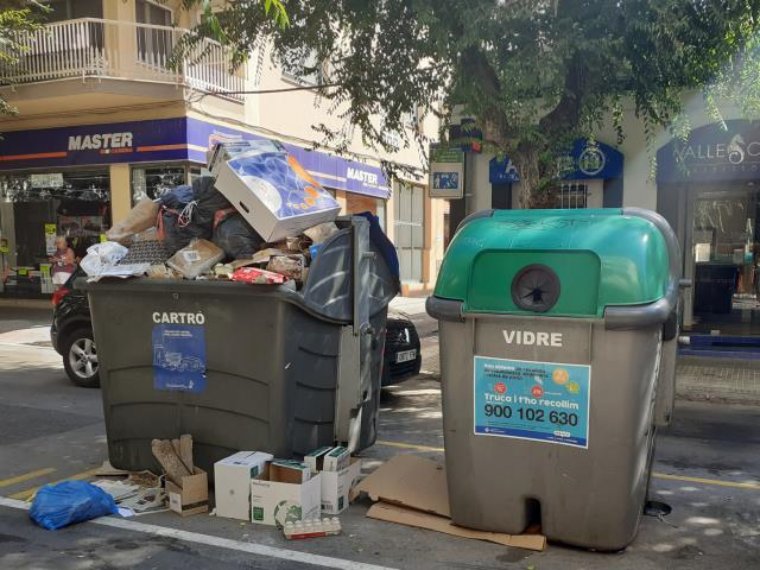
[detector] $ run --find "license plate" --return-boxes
[396,349,417,363]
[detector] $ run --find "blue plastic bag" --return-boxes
[29,481,118,530]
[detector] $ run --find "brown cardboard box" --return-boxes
[353,454,546,551]
[166,467,208,517]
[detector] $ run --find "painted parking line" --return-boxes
[0,468,56,489]
[0,497,398,570]
[8,467,102,501]
[375,440,760,492]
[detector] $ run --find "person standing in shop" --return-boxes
[50,236,76,288]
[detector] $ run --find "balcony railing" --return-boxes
[0,18,245,101]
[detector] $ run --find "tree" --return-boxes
[0,1,46,116]
[181,1,760,207]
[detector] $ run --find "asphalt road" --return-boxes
[0,307,759,569]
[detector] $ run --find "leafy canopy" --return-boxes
[183,1,760,204]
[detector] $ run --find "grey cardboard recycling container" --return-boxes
[84,216,397,477]
[427,208,681,551]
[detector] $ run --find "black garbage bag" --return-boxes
[193,176,232,228]
[159,184,193,210]
[160,205,211,255]
[213,212,264,259]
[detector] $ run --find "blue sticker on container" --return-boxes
[152,324,207,393]
[473,356,590,448]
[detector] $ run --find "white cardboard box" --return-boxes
[251,471,321,527]
[321,458,362,515]
[323,446,350,472]
[214,451,273,520]
[212,141,340,242]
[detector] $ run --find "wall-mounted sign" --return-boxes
[30,173,64,189]
[0,238,9,254]
[429,143,465,199]
[657,120,760,183]
[489,139,624,185]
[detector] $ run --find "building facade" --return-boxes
[0,0,446,298]
[454,96,760,347]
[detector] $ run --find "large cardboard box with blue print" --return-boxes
[210,140,340,242]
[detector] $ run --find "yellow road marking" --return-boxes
[652,472,760,491]
[8,467,101,501]
[377,440,445,453]
[0,468,56,489]
[376,440,760,491]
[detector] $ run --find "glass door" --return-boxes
[687,185,760,335]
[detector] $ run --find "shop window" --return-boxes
[131,165,187,204]
[556,183,588,209]
[0,170,111,270]
[394,183,424,282]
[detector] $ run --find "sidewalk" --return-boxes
[390,295,760,403]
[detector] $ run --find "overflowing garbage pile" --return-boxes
[80,139,344,286]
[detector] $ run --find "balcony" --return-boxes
[0,18,245,102]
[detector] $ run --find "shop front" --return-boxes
[658,120,760,352]
[0,115,391,297]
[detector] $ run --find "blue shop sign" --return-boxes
[657,120,760,183]
[489,139,624,184]
[0,117,390,199]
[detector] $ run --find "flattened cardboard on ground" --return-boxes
[353,454,546,551]
[367,502,546,552]
[352,454,450,516]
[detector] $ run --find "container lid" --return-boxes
[434,209,671,317]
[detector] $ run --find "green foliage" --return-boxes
[0,1,47,116]
[182,0,760,204]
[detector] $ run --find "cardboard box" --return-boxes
[166,467,208,517]
[320,458,362,515]
[323,446,350,472]
[270,460,311,483]
[211,140,340,242]
[304,446,333,474]
[250,466,321,527]
[353,455,547,551]
[214,451,273,520]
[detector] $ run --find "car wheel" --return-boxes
[63,328,100,388]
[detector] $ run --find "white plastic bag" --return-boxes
[80,242,128,277]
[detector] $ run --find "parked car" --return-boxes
[50,268,98,388]
[52,269,422,388]
[382,312,422,387]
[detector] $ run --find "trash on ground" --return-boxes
[214,451,273,521]
[29,480,118,530]
[353,455,547,551]
[151,435,209,517]
[94,460,130,477]
[251,459,321,527]
[283,517,342,539]
[305,446,362,515]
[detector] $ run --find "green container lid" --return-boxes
[434,209,671,318]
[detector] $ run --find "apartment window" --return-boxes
[282,51,323,85]
[556,183,588,209]
[382,130,402,150]
[136,0,173,66]
[46,0,102,21]
[394,183,425,282]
